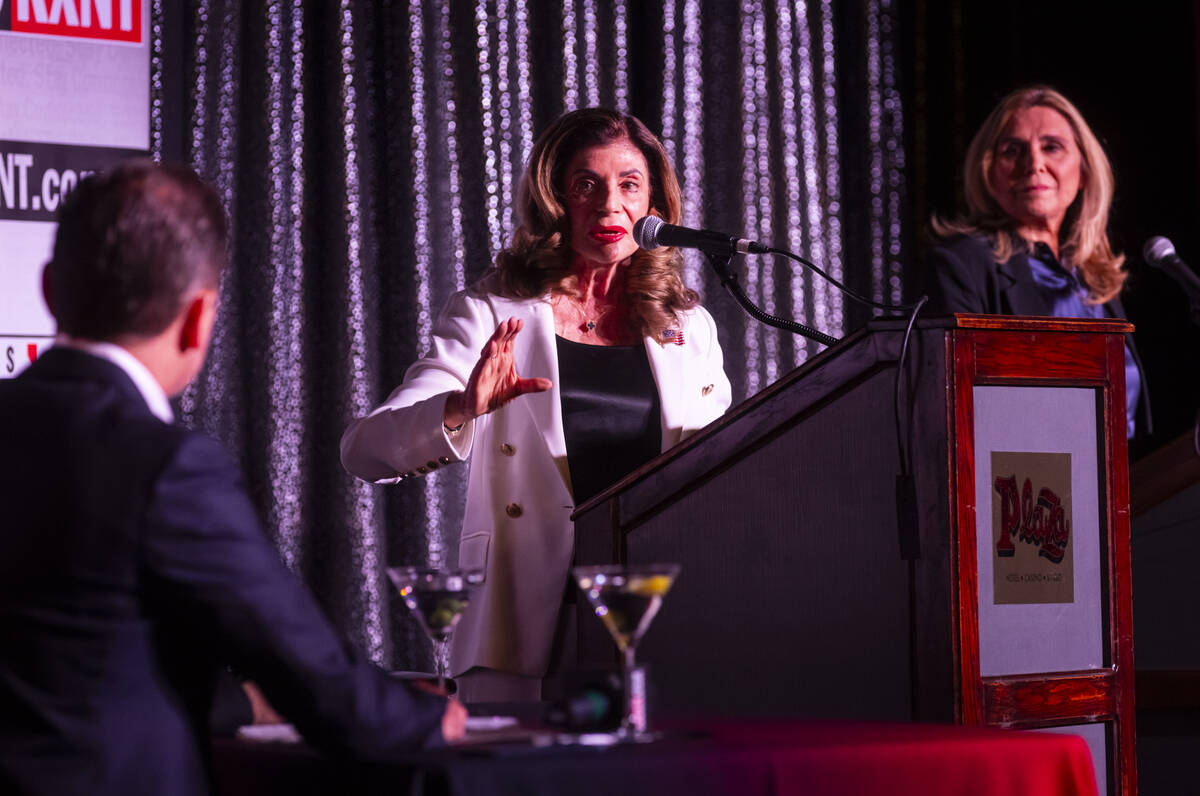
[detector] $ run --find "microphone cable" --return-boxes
[763,244,929,486]
[679,225,931,559]
[892,295,928,561]
[753,245,929,559]
[763,246,923,313]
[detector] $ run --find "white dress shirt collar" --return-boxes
[54,336,175,423]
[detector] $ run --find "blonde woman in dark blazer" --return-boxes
[924,86,1149,436]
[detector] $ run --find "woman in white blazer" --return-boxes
[341,108,732,702]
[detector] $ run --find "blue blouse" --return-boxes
[1026,242,1140,438]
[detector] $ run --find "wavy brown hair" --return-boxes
[486,107,698,337]
[932,86,1126,303]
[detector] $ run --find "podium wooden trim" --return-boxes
[569,314,1135,796]
[952,319,1134,796]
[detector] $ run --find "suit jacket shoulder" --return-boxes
[924,233,1001,315]
[0,348,446,796]
[923,233,1051,316]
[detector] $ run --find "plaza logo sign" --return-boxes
[0,0,141,44]
[990,451,1074,605]
[993,475,1070,564]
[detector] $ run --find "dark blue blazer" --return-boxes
[925,233,1152,432]
[0,348,445,796]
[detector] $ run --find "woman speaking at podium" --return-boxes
[341,108,731,702]
[923,85,1147,437]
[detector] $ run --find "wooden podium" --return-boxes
[570,315,1135,796]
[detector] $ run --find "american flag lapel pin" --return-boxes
[662,328,685,346]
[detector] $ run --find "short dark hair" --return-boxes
[48,160,227,340]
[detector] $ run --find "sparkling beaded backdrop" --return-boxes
[156,0,906,672]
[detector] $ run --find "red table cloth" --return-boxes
[212,716,1099,796]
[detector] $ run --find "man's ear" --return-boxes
[179,295,207,352]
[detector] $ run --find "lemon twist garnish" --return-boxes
[627,575,672,596]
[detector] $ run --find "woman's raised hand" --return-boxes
[443,318,552,428]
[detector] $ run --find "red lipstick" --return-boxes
[588,225,626,243]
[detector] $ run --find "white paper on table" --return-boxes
[235,723,302,743]
[465,715,519,732]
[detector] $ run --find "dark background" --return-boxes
[148,2,1200,673]
[904,1,1200,456]
[161,2,1200,457]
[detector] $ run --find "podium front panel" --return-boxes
[629,367,913,719]
[949,318,1135,796]
[973,385,1105,677]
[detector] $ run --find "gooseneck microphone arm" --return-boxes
[634,215,924,346]
[633,215,840,346]
[701,250,841,347]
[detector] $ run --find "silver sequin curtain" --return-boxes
[153,0,906,671]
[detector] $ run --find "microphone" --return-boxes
[1144,236,1200,310]
[633,215,768,255]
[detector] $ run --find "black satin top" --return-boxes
[555,335,661,506]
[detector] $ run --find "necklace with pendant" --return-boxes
[582,305,615,332]
[554,295,616,336]
[575,303,610,333]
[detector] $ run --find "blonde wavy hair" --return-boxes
[933,86,1126,303]
[486,107,698,337]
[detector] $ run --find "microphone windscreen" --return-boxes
[633,215,664,250]
[1144,236,1176,266]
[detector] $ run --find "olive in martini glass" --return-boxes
[386,567,483,692]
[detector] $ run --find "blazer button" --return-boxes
[505,502,523,518]
[500,443,516,457]
[417,466,428,475]
[439,456,452,465]
[426,460,439,470]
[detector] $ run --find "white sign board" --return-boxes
[0,0,150,376]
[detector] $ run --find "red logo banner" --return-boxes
[4,0,141,44]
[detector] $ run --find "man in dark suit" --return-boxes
[0,161,466,796]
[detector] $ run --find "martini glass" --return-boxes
[572,563,679,740]
[386,567,483,692]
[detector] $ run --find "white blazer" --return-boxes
[341,288,732,678]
